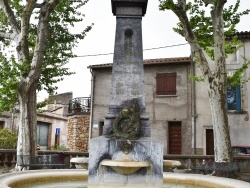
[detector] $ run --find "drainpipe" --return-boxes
[193,61,197,155]
[242,42,248,115]
[88,68,95,146]
[192,60,197,155]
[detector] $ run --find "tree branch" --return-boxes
[171,3,212,79]
[34,2,44,9]
[47,0,60,11]
[22,0,60,89]
[0,0,21,34]
[211,0,227,79]
[215,0,227,13]
[18,0,37,61]
[0,31,19,40]
[202,0,213,7]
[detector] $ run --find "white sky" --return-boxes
[37,0,250,102]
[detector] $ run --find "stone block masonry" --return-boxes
[67,115,89,152]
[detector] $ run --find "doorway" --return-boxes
[168,122,182,154]
[37,121,50,150]
[206,129,214,155]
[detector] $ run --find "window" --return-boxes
[226,86,241,112]
[156,72,176,95]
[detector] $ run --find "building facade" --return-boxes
[0,92,90,152]
[194,31,250,155]
[88,57,193,155]
[89,32,250,156]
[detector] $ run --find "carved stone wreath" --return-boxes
[108,100,141,140]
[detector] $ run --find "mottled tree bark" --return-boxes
[0,0,60,170]
[160,0,232,162]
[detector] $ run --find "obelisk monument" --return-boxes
[88,1,163,187]
[103,0,150,138]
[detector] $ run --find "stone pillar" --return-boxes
[67,115,89,152]
[88,1,163,187]
[104,0,150,137]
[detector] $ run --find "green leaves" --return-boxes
[189,74,205,82]
[227,60,250,87]
[35,0,92,95]
[0,54,19,112]
[159,0,250,59]
[0,128,18,149]
[0,0,92,111]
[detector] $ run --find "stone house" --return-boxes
[88,31,250,156]
[0,92,90,152]
[88,57,193,155]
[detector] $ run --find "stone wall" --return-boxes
[48,92,73,105]
[90,62,193,155]
[67,115,89,152]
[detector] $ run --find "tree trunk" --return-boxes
[208,82,232,162]
[0,0,60,171]
[159,0,233,164]
[16,84,37,170]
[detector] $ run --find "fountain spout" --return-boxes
[100,159,151,175]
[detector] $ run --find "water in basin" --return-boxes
[14,180,87,188]
[14,180,209,188]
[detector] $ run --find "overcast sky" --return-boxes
[37,0,250,102]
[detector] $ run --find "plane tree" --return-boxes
[0,0,92,170]
[159,0,249,162]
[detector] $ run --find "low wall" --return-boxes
[164,155,250,173]
[1,150,249,172]
[0,150,88,169]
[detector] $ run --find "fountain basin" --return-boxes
[100,159,151,175]
[69,158,181,170]
[163,160,181,167]
[70,157,89,169]
[1,169,250,188]
[0,169,87,188]
[164,172,250,188]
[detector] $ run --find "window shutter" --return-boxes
[235,86,241,112]
[226,86,241,112]
[156,73,176,95]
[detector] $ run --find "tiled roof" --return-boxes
[226,31,250,40]
[88,56,192,69]
[144,57,191,65]
[236,31,250,39]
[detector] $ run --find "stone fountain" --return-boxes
[1,1,250,188]
[88,0,163,187]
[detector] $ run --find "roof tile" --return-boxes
[88,56,192,69]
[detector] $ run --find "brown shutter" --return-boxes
[156,73,176,95]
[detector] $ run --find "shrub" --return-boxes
[50,144,68,151]
[176,164,187,169]
[0,129,17,149]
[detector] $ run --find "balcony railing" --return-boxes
[67,97,91,115]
